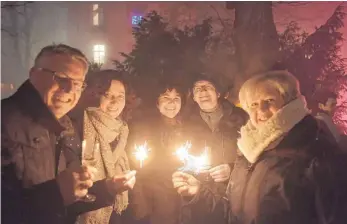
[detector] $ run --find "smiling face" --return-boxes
[246,83,285,126]
[29,53,87,119]
[193,80,220,112]
[99,80,126,119]
[157,89,182,119]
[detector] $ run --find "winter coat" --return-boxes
[183,115,347,224]
[1,80,115,224]
[126,115,193,224]
[184,99,248,168]
[180,100,248,224]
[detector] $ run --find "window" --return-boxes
[93,44,105,64]
[131,15,143,25]
[92,4,104,26]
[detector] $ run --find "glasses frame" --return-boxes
[36,67,87,92]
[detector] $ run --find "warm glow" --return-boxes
[93,4,99,26]
[175,142,210,174]
[133,142,150,168]
[93,44,105,64]
[92,3,103,26]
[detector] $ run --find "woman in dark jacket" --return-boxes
[172,71,347,224]
[127,80,202,224]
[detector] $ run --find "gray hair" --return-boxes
[239,70,301,111]
[34,44,89,73]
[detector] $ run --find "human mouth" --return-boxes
[54,96,72,104]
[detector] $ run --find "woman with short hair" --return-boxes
[172,70,345,224]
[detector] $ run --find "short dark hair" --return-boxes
[155,79,187,107]
[85,69,129,97]
[34,44,89,72]
[191,73,222,94]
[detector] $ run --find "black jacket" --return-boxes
[181,100,248,224]
[183,115,347,224]
[126,115,189,224]
[1,80,115,224]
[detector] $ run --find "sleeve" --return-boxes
[257,168,314,224]
[1,125,67,223]
[67,179,115,216]
[180,183,229,224]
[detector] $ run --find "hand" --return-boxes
[209,164,231,183]
[172,171,201,197]
[106,170,137,195]
[57,165,97,206]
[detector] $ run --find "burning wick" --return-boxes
[133,142,150,168]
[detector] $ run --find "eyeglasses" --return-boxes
[37,67,87,92]
[193,85,215,93]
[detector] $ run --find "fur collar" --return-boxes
[237,96,310,163]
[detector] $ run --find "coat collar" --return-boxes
[13,80,65,135]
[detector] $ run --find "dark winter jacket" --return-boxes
[181,100,248,224]
[183,115,347,224]
[126,114,189,224]
[184,100,249,167]
[1,80,115,224]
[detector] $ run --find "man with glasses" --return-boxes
[1,44,136,224]
[181,74,248,224]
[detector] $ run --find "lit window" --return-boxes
[93,44,105,64]
[92,4,104,26]
[132,15,143,25]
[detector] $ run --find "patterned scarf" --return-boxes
[237,96,310,164]
[78,108,130,224]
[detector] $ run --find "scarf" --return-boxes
[78,108,130,224]
[237,96,310,164]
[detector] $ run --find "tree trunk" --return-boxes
[228,2,280,103]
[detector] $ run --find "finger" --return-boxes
[79,179,93,190]
[210,173,228,180]
[172,171,192,180]
[214,177,229,183]
[213,177,229,182]
[79,171,92,181]
[177,186,188,195]
[75,188,88,198]
[172,176,186,183]
[209,165,222,173]
[124,176,136,188]
[173,181,187,189]
[124,170,137,180]
[83,165,97,176]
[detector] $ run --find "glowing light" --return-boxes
[174,142,210,174]
[133,142,150,168]
[132,15,143,25]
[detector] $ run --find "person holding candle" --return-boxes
[74,70,136,224]
[173,71,347,224]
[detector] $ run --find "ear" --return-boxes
[217,92,221,98]
[318,103,325,110]
[29,67,36,80]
